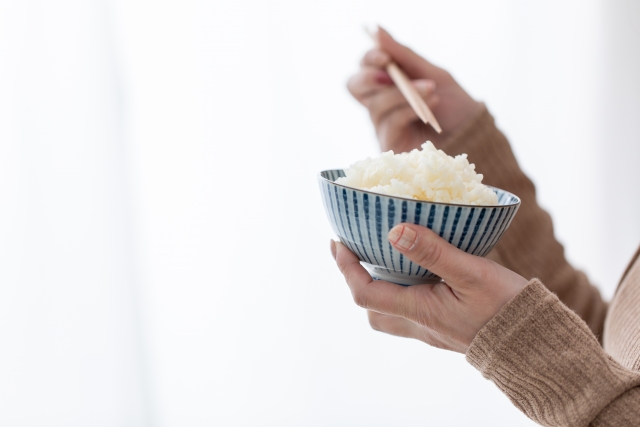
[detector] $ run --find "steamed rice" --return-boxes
[335,141,498,205]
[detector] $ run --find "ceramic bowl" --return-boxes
[319,169,521,285]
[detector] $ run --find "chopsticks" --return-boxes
[365,27,442,134]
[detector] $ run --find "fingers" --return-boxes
[387,224,485,287]
[367,310,468,353]
[360,48,391,68]
[347,67,393,101]
[376,92,440,131]
[367,311,419,339]
[332,241,414,317]
[375,26,447,81]
[365,80,436,125]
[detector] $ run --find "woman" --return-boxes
[332,27,640,426]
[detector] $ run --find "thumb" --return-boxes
[375,26,444,80]
[387,223,484,287]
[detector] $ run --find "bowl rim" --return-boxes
[318,169,521,209]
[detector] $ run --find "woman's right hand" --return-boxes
[347,26,482,153]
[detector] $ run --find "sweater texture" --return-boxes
[441,106,640,426]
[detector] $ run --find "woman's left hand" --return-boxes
[331,223,529,353]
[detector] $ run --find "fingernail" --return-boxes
[414,80,435,92]
[388,225,418,251]
[330,240,337,260]
[370,50,384,63]
[375,70,392,84]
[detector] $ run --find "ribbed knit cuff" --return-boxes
[466,279,552,373]
[466,279,640,426]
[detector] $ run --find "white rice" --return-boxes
[335,141,498,205]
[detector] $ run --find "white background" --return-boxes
[1,0,639,425]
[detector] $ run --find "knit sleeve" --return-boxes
[467,279,640,427]
[441,106,608,338]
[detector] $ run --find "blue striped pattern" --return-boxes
[319,169,521,286]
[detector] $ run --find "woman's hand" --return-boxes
[347,27,482,153]
[330,224,528,353]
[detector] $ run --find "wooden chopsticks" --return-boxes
[365,27,442,134]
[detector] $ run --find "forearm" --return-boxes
[467,280,640,427]
[442,105,608,337]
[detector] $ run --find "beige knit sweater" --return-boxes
[442,106,640,426]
